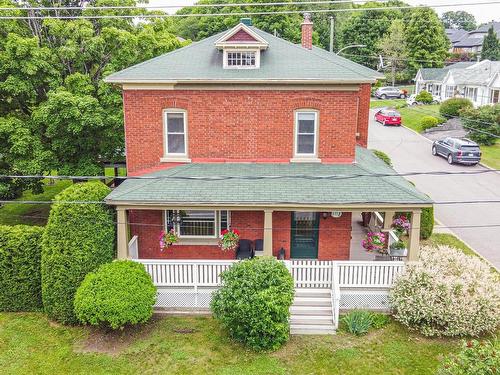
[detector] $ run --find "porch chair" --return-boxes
[254,239,263,254]
[236,239,254,260]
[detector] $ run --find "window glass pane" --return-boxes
[297,134,315,154]
[179,210,215,236]
[220,211,229,232]
[167,134,185,154]
[167,113,184,133]
[298,113,315,134]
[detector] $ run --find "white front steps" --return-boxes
[290,288,336,335]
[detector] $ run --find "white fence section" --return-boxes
[135,259,406,316]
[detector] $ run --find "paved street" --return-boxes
[368,111,500,268]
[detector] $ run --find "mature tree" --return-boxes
[441,11,476,31]
[0,1,184,196]
[481,26,500,61]
[377,19,407,85]
[338,2,402,68]
[404,7,449,73]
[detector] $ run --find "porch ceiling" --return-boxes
[106,147,432,208]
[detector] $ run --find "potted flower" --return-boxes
[389,239,407,257]
[159,228,179,250]
[362,232,386,253]
[392,214,410,236]
[218,228,240,252]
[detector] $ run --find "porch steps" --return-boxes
[290,288,336,335]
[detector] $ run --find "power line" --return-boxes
[1,168,500,182]
[1,1,500,19]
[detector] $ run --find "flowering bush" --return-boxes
[362,232,386,253]
[392,214,410,235]
[390,245,500,337]
[218,229,240,252]
[159,229,178,250]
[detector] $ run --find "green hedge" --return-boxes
[372,149,392,167]
[415,90,433,104]
[41,181,115,324]
[75,260,156,329]
[439,98,473,117]
[211,257,295,352]
[420,206,434,240]
[420,116,440,131]
[0,225,44,311]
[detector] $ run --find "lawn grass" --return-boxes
[0,180,71,226]
[398,105,441,133]
[481,141,500,169]
[369,99,405,109]
[422,233,477,257]
[0,313,463,375]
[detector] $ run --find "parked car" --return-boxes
[406,93,441,106]
[374,86,406,99]
[432,137,481,165]
[374,108,402,126]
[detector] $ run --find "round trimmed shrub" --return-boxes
[415,90,433,104]
[390,246,500,337]
[74,260,156,329]
[41,181,115,324]
[439,98,473,117]
[420,116,440,131]
[420,206,434,240]
[211,257,294,352]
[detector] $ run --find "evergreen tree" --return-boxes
[481,26,500,61]
[404,7,449,74]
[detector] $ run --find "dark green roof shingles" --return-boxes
[106,148,432,207]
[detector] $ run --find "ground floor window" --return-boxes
[464,87,478,102]
[491,89,500,104]
[445,85,456,98]
[165,210,230,238]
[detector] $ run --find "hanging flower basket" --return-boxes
[392,214,410,236]
[362,232,387,253]
[218,229,240,252]
[159,229,179,251]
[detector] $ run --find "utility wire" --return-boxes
[1,1,500,19]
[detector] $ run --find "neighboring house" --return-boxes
[414,60,500,107]
[447,21,500,54]
[105,15,431,264]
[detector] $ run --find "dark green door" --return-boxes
[291,212,319,259]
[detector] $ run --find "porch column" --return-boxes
[407,210,421,262]
[383,211,395,231]
[116,207,129,259]
[263,209,273,256]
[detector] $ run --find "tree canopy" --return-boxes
[481,26,500,61]
[441,11,476,31]
[0,0,185,197]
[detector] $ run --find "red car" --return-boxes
[374,108,402,126]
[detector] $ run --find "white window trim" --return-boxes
[291,110,320,163]
[162,109,190,162]
[223,49,260,69]
[164,210,230,242]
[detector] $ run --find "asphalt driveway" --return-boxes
[368,111,500,268]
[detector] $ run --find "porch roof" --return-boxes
[106,147,432,208]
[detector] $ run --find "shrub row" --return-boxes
[0,225,44,311]
[439,98,473,117]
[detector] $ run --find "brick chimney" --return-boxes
[301,12,313,50]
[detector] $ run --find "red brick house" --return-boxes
[105,16,431,263]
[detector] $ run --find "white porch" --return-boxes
[134,258,405,334]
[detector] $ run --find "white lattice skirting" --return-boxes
[156,287,217,309]
[339,289,392,311]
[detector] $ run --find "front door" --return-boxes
[291,212,319,259]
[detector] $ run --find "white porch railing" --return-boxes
[286,260,334,288]
[335,261,405,288]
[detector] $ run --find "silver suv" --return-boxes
[374,87,406,99]
[432,137,481,165]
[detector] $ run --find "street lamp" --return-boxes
[336,44,366,55]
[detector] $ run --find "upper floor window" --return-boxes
[294,111,318,157]
[164,110,187,157]
[223,49,260,69]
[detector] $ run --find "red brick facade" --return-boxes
[124,87,371,174]
[130,209,351,260]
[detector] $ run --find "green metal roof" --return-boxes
[105,25,383,84]
[106,148,431,207]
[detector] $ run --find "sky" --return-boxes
[148,0,500,25]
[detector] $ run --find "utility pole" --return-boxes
[329,16,334,53]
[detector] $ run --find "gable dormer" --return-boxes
[214,19,269,69]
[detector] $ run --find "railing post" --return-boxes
[194,263,199,307]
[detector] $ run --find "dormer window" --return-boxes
[215,19,268,70]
